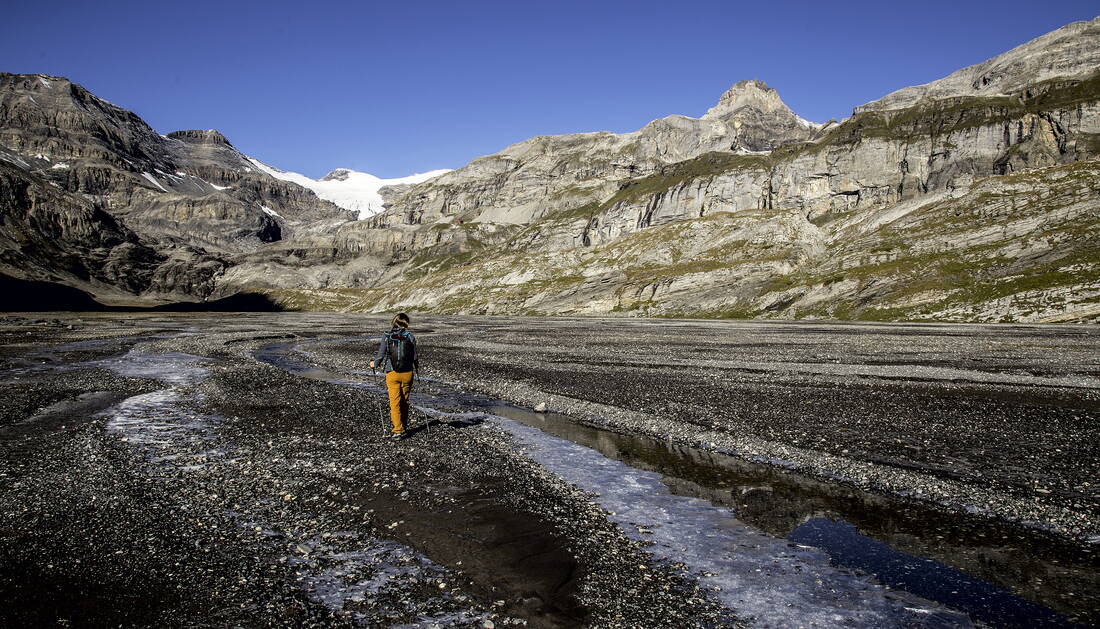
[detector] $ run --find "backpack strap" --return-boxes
[383,329,398,367]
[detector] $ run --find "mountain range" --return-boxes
[1,17,1098,321]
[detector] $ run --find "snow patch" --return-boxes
[796,115,824,129]
[38,77,51,88]
[0,153,31,168]
[51,163,70,169]
[246,157,449,220]
[285,538,492,626]
[259,204,281,219]
[141,172,168,192]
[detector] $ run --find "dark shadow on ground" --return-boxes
[0,273,109,311]
[0,273,283,312]
[405,416,486,439]
[146,292,283,312]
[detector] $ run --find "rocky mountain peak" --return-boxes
[0,73,67,91]
[167,129,234,148]
[1,72,137,124]
[703,79,790,118]
[1,72,168,173]
[320,168,352,182]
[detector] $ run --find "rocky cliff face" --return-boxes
[1,17,1098,320]
[369,79,821,228]
[0,73,355,302]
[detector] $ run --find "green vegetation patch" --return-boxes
[540,201,601,223]
[599,152,771,209]
[824,70,1100,145]
[404,250,481,280]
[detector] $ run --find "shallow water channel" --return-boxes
[94,345,497,627]
[256,339,1097,628]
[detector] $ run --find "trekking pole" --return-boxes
[372,365,388,434]
[416,367,430,435]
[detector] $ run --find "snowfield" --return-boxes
[247,158,449,219]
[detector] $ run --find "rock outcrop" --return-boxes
[0,73,355,302]
[855,17,1100,113]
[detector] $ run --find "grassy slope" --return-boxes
[809,161,1100,322]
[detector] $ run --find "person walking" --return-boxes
[369,313,419,439]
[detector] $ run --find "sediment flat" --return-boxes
[0,313,1096,628]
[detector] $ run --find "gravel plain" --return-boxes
[0,312,1097,628]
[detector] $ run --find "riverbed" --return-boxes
[0,313,1096,628]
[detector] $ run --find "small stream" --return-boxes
[256,339,1096,628]
[98,345,494,627]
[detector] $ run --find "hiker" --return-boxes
[369,312,419,439]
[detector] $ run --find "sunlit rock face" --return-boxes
[1,17,1098,318]
[370,78,822,230]
[853,17,1100,114]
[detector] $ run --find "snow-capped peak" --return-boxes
[795,115,825,129]
[246,158,449,220]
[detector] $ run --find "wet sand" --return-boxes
[0,313,1096,628]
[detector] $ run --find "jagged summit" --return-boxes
[701,79,820,133]
[167,129,234,148]
[0,72,134,119]
[704,79,786,116]
[0,72,68,90]
[320,168,352,182]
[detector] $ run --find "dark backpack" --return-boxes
[385,329,417,372]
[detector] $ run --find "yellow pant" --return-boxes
[385,370,414,434]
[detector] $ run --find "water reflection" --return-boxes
[493,406,1096,628]
[789,518,1077,628]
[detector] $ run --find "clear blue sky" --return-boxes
[2,1,1096,178]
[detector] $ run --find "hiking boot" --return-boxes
[389,432,407,440]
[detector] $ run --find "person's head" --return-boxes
[391,312,410,329]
